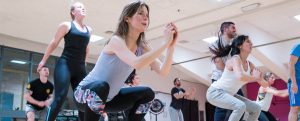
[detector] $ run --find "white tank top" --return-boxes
[256,87,274,111]
[211,55,251,95]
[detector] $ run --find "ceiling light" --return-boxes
[294,15,300,21]
[90,34,104,43]
[202,36,218,44]
[11,60,27,64]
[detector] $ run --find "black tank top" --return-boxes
[61,21,90,62]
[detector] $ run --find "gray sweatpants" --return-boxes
[206,86,261,121]
[169,106,184,121]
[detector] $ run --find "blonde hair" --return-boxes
[70,2,83,20]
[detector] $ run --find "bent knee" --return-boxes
[145,87,155,100]
[253,103,261,112]
[90,81,110,94]
[26,112,35,120]
[235,103,246,112]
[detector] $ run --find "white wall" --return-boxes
[0,34,98,63]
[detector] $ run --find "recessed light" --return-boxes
[11,60,27,64]
[90,34,104,43]
[294,15,300,21]
[202,36,218,44]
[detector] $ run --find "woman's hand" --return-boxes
[37,61,46,72]
[169,23,178,47]
[164,22,177,46]
[253,68,262,80]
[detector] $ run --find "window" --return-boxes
[0,48,30,111]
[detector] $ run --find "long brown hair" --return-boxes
[209,22,235,61]
[110,1,149,46]
[210,35,249,61]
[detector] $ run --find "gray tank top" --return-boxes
[79,45,143,99]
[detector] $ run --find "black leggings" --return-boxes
[263,111,277,121]
[46,58,87,121]
[123,109,146,121]
[77,81,155,121]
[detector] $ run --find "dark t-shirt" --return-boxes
[26,78,54,110]
[170,87,185,109]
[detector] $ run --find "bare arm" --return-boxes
[173,92,185,99]
[144,45,174,76]
[105,23,176,70]
[249,62,269,87]
[173,93,183,99]
[258,86,264,94]
[231,56,261,82]
[289,55,299,93]
[264,87,288,97]
[183,91,191,99]
[86,43,90,61]
[290,55,298,84]
[106,36,169,70]
[174,88,189,99]
[44,94,53,106]
[213,57,225,70]
[24,91,44,107]
[141,24,177,76]
[37,22,70,71]
[85,26,93,61]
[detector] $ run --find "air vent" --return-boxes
[105,30,114,34]
[241,3,261,12]
[178,40,189,44]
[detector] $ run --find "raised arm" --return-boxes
[106,23,176,70]
[37,22,70,72]
[144,23,178,76]
[231,56,267,87]
[107,36,169,70]
[143,43,174,76]
[249,62,269,87]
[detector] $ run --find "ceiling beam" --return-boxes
[174,64,211,86]
[251,49,289,81]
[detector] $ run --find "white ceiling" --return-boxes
[1,0,300,85]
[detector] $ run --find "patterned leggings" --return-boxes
[74,81,154,121]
